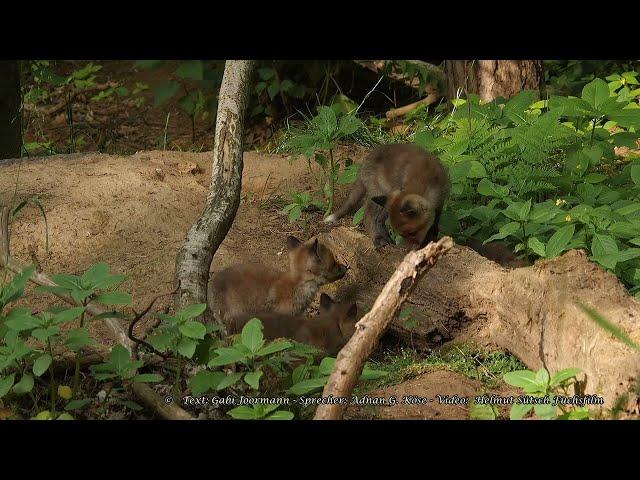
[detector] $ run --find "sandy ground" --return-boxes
[1,148,520,419]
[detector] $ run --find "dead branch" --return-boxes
[314,236,455,420]
[132,383,195,420]
[385,93,441,120]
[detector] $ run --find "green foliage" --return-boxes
[502,367,588,420]
[415,75,640,295]
[281,191,324,224]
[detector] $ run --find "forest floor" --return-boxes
[1,147,522,419]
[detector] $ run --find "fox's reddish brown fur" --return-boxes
[325,144,450,249]
[208,236,347,328]
[464,238,529,269]
[230,293,358,355]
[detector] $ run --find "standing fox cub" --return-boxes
[208,236,347,328]
[325,144,450,249]
[231,293,358,355]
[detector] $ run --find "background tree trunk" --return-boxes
[174,60,254,312]
[0,61,21,159]
[445,60,543,102]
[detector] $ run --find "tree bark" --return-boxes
[314,237,454,420]
[318,227,640,409]
[444,60,543,102]
[0,61,21,159]
[174,60,254,312]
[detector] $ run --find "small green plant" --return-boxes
[281,191,324,224]
[502,367,588,420]
[284,106,364,214]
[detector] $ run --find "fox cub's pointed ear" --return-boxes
[319,293,334,311]
[286,236,302,249]
[371,196,387,207]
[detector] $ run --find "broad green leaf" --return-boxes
[485,222,521,243]
[133,373,163,383]
[477,178,509,198]
[266,410,295,420]
[319,357,336,375]
[81,263,110,286]
[179,321,207,340]
[177,337,198,359]
[287,377,328,395]
[503,370,538,389]
[352,205,365,226]
[208,347,247,367]
[545,224,575,258]
[93,292,132,306]
[51,273,81,289]
[241,318,265,353]
[528,237,546,257]
[582,78,611,111]
[178,303,207,320]
[52,307,85,325]
[33,354,52,377]
[227,405,259,420]
[0,374,15,398]
[535,368,550,386]
[550,367,581,387]
[65,399,92,411]
[509,403,533,420]
[631,165,640,185]
[216,372,243,391]
[337,114,363,137]
[608,108,640,129]
[12,373,34,394]
[256,340,293,357]
[591,233,618,257]
[154,81,180,107]
[244,371,263,390]
[189,371,225,396]
[469,403,497,420]
[534,403,557,420]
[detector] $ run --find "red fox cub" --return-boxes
[231,293,358,355]
[463,238,529,269]
[208,236,347,328]
[325,144,450,249]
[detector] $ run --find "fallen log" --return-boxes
[318,226,640,409]
[314,236,454,420]
[385,93,441,120]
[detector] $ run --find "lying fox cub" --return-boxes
[325,144,450,249]
[231,293,358,355]
[208,235,347,329]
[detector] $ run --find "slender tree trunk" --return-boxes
[445,60,543,102]
[0,61,21,159]
[174,60,254,312]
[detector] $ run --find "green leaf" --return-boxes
[216,372,243,391]
[503,90,537,124]
[179,321,207,340]
[178,303,207,320]
[591,233,618,257]
[503,370,538,389]
[582,78,611,111]
[227,405,259,420]
[545,224,575,258]
[52,307,85,325]
[65,399,92,411]
[81,263,110,286]
[509,403,533,420]
[469,403,497,420]
[134,60,164,70]
[93,292,132,306]
[485,222,521,243]
[352,206,365,226]
[118,400,144,411]
[632,165,640,185]
[154,81,180,107]
[266,410,295,420]
[177,337,198,359]
[550,367,581,387]
[51,273,81,289]
[65,327,97,351]
[313,106,338,139]
[241,318,265,354]
[528,237,546,257]
[287,377,328,395]
[244,371,263,390]
[33,354,52,377]
[4,308,40,331]
[0,374,15,399]
[607,109,640,129]
[208,347,247,367]
[255,340,293,357]
[319,357,336,375]
[535,368,550,386]
[12,373,34,394]
[477,178,508,198]
[133,373,163,383]
[175,60,203,80]
[189,371,225,396]
[337,115,363,137]
[534,403,557,420]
